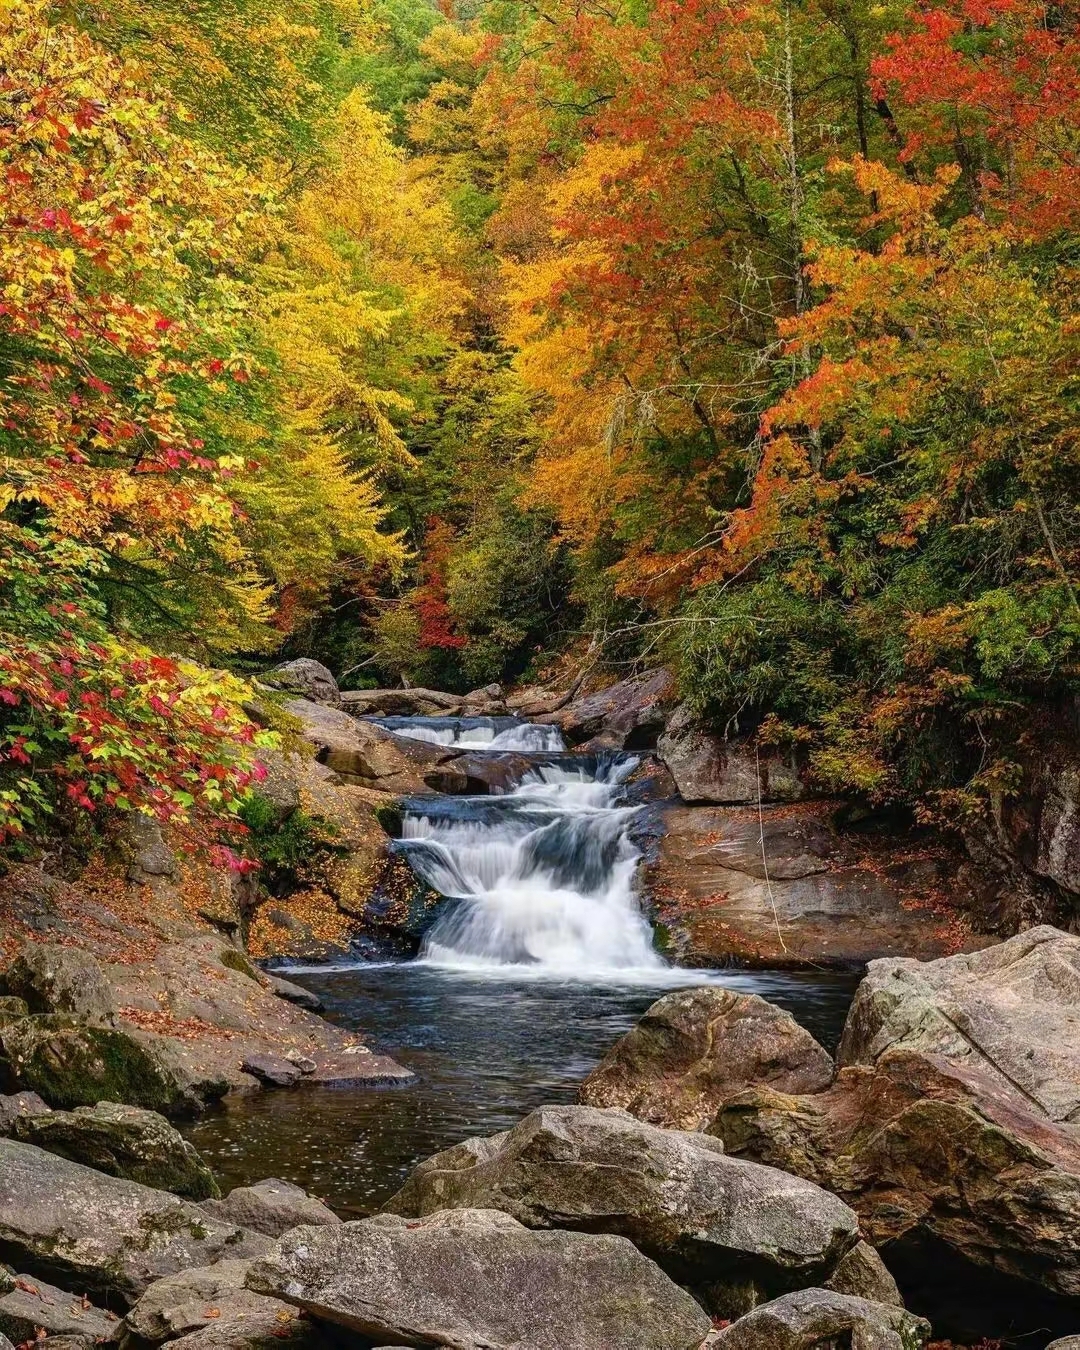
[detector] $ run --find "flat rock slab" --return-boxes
[579,986,834,1130]
[0,1138,270,1304]
[247,1208,712,1350]
[707,1289,930,1350]
[383,1104,858,1314]
[0,1274,115,1343]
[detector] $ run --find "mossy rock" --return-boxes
[0,1015,190,1116]
[218,947,260,981]
[0,997,30,1027]
[13,1100,219,1200]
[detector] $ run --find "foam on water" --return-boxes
[369,715,566,753]
[396,757,665,978]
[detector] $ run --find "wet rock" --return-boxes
[4,944,115,1021]
[240,1055,301,1089]
[0,1090,50,1134]
[383,1104,859,1315]
[0,1273,114,1344]
[706,1289,930,1350]
[647,803,978,967]
[12,1100,218,1199]
[579,987,834,1130]
[201,1179,339,1239]
[264,976,322,1012]
[658,705,807,804]
[261,661,340,708]
[713,928,1080,1301]
[0,1016,195,1115]
[246,1207,713,1350]
[121,1259,288,1346]
[544,668,675,749]
[0,1137,270,1303]
[823,1242,903,1307]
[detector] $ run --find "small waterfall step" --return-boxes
[392,741,664,977]
[365,715,565,753]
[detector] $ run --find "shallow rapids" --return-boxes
[369,714,566,752]
[396,755,664,976]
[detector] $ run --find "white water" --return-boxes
[398,759,665,978]
[373,716,566,753]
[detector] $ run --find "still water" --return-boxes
[182,961,857,1214]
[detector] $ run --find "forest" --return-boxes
[0,0,1076,862]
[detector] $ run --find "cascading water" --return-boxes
[367,715,566,753]
[394,753,664,976]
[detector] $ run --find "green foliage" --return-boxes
[238,793,330,893]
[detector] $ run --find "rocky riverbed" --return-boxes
[1,659,1078,1349]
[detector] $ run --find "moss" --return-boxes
[239,792,332,894]
[218,947,259,981]
[0,1016,188,1115]
[373,802,403,837]
[652,922,672,955]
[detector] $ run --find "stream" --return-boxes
[184,715,860,1213]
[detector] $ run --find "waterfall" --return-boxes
[369,716,566,753]
[395,758,664,977]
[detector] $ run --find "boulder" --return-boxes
[284,698,457,794]
[240,1055,301,1089]
[121,1259,289,1346]
[713,927,1080,1301]
[383,1104,859,1315]
[579,987,834,1130]
[822,1242,903,1307]
[544,668,675,749]
[706,1289,930,1350]
[1047,1340,1080,1350]
[0,1137,270,1303]
[260,660,340,707]
[837,925,1080,1117]
[0,1091,50,1134]
[0,1015,197,1115]
[647,802,978,967]
[12,1100,218,1199]
[658,705,807,804]
[0,1274,115,1345]
[201,1179,339,1239]
[4,944,115,1021]
[0,1016,194,1115]
[246,1207,713,1350]
[152,1317,316,1350]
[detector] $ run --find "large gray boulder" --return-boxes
[579,988,834,1130]
[260,660,340,707]
[838,925,1080,1120]
[13,1100,218,1199]
[714,926,1080,1300]
[658,704,807,804]
[383,1104,859,1315]
[3,944,115,1021]
[121,1260,290,1347]
[200,1178,340,1239]
[246,1207,712,1350]
[0,1272,115,1344]
[0,1138,270,1303]
[706,1289,930,1350]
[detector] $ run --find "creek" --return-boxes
[184,715,859,1212]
